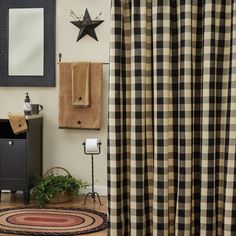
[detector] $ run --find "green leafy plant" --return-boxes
[32,173,88,206]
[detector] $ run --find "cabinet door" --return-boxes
[0,139,26,179]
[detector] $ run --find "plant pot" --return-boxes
[50,191,73,203]
[33,166,88,206]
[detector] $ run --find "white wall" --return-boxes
[0,0,110,195]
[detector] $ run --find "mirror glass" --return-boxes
[8,8,44,76]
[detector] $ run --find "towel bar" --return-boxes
[57,53,110,64]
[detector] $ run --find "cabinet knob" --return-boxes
[8,140,13,145]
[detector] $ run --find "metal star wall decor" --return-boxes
[70,9,104,42]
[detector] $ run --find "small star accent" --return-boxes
[79,96,83,101]
[77,120,82,125]
[70,9,104,42]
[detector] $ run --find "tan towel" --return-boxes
[72,62,90,107]
[8,114,28,134]
[59,62,102,129]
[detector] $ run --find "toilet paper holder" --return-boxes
[82,140,102,205]
[82,140,102,155]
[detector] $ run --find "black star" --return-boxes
[70,9,104,42]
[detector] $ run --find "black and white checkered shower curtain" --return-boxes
[108,1,236,235]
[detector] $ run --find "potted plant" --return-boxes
[32,167,88,206]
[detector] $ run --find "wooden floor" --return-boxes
[0,192,108,236]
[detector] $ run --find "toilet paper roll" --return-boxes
[85,138,99,153]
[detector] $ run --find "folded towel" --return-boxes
[59,62,102,129]
[8,113,28,134]
[72,62,90,107]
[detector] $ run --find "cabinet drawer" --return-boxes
[0,139,26,179]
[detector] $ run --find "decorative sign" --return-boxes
[57,0,110,63]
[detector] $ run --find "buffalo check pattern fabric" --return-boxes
[108,0,236,235]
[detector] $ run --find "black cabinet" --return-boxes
[0,116,43,204]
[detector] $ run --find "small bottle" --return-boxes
[23,93,32,115]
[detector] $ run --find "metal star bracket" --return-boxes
[70,9,104,42]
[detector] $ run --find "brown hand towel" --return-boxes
[8,114,28,134]
[59,62,102,129]
[72,62,90,107]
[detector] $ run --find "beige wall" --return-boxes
[0,0,109,195]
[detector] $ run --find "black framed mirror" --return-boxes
[0,0,55,87]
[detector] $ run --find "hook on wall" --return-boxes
[58,52,62,63]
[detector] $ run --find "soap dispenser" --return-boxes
[23,93,32,115]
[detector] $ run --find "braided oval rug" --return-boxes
[0,207,107,235]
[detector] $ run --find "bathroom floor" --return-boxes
[0,192,108,236]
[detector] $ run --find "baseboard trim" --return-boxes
[2,186,108,196]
